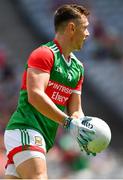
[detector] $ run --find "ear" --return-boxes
[67,22,76,35]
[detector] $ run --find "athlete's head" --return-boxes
[54,4,90,50]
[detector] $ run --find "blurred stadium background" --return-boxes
[0,0,123,179]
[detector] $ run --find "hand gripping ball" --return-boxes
[81,117,111,153]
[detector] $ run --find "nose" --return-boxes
[85,29,90,39]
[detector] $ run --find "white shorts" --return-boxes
[4,129,46,177]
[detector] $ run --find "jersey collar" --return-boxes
[53,39,72,66]
[53,39,62,54]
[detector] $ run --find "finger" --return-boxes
[80,116,92,122]
[79,130,94,141]
[92,152,96,156]
[77,136,88,146]
[78,134,90,144]
[80,129,95,137]
[84,116,92,121]
[80,125,95,134]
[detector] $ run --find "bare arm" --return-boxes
[27,68,68,125]
[67,92,84,118]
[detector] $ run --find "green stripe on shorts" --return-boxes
[20,129,30,147]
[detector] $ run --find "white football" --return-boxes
[81,117,111,153]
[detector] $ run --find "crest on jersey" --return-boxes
[67,74,72,81]
[67,71,72,81]
[34,136,42,146]
[56,67,62,73]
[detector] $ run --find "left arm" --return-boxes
[67,64,84,118]
[67,93,96,155]
[67,92,84,118]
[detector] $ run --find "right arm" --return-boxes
[26,46,68,125]
[27,67,68,125]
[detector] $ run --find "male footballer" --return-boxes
[4,4,94,179]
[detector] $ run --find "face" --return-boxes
[71,15,90,51]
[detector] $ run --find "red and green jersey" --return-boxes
[6,39,84,151]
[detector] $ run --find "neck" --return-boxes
[54,34,73,60]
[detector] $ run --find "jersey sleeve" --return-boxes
[28,46,54,73]
[72,76,84,94]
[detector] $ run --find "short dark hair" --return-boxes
[54,4,90,32]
